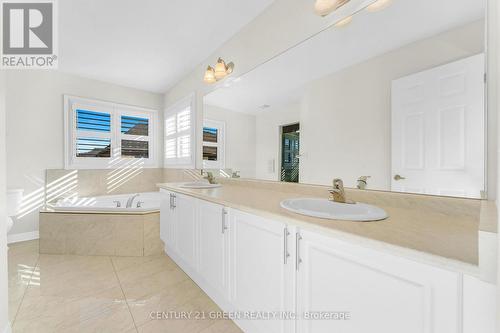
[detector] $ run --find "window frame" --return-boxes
[64,95,159,169]
[164,93,196,169]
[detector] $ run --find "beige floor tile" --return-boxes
[127,278,206,327]
[8,240,39,322]
[13,286,135,333]
[136,316,215,333]
[9,240,240,333]
[111,255,177,281]
[199,319,243,333]
[27,255,119,299]
[118,264,189,300]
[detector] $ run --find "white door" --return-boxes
[296,230,460,333]
[391,54,485,198]
[159,189,175,248]
[174,193,197,268]
[229,210,295,333]
[197,200,229,298]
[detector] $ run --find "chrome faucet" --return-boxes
[357,176,371,190]
[329,178,354,204]
[126,194,140,208]
[204,171,217,184]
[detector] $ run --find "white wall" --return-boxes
[204,105,257,178]
[255,104,300,181]
[5,70,163,239]
[165,0,372,169]
[0,70,9,333]
[490,0,500,325]
[299,20,484,189]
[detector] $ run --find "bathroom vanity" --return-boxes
[158,181,496,333]
[160,1,496,331]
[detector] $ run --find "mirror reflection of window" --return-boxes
[202,120,225,169]
[203,146,218,161]
[281,123,300,183]
[203,127,218,143]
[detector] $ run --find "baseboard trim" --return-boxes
[7,231,39,244]
[3,321,12,333]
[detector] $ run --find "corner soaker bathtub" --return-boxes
[39,191,165,257]
[51,191,162,213]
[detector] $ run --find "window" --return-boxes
[202,119,225,169]
[64,95,158,169]
[164,94,196,168]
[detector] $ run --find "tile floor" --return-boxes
[8,240,242,333]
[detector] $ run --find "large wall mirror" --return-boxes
[202,0,487,199]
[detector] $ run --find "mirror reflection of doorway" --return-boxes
[280,123,300,183]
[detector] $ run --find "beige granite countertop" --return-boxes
[157,179,497,276]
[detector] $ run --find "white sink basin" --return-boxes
[180,182,222,189]
[280,198,388,222]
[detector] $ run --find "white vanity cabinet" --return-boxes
[229,209,296,333]
[174,193,197,268]
[295,229,461,333]
[159,189,493,333]
[197,200,230,300]
[159,190,197,268]
[159,189,176,246]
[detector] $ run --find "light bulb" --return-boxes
[203,66,216,84]
[366,0,392,12]
[335,15,353,27]
[214,58,227,80]
[314,0,339,17]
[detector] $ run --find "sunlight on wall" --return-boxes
[17,170,78,219]
[107,158,145,193]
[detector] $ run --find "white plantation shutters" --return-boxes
[164,94,195,168]
[64,95,158,169]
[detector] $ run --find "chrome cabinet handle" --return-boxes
[169,194,173,209]
[221,208,228,234]
[296,232,302,271]
[394,174,406,181]
[283,227,290,264]
[172,194,176,208]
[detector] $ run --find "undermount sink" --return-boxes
[180,182,222,189]
[280,198,388,222]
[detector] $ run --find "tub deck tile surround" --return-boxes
[9,240,242,333]
[157,178,493,273]
[39,212,163,257]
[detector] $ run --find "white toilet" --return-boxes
[6,189,24,235]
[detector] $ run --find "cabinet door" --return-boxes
[159,189,176,248]
[174,193,197,269]
[229,210,295,333]
[197,200,228,298]
[296,229,460,333]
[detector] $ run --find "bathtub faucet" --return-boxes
[126,194,140,208]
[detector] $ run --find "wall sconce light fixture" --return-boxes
[204,58,234,84]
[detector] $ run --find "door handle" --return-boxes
[283,227,290,265]
[296,232,302,271]
[221,208,228,234]
[393,174,406,181]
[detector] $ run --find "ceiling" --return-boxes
[58,0,275,93]
[204,0,486,114]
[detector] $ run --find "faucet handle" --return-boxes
[333,178,344,189]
